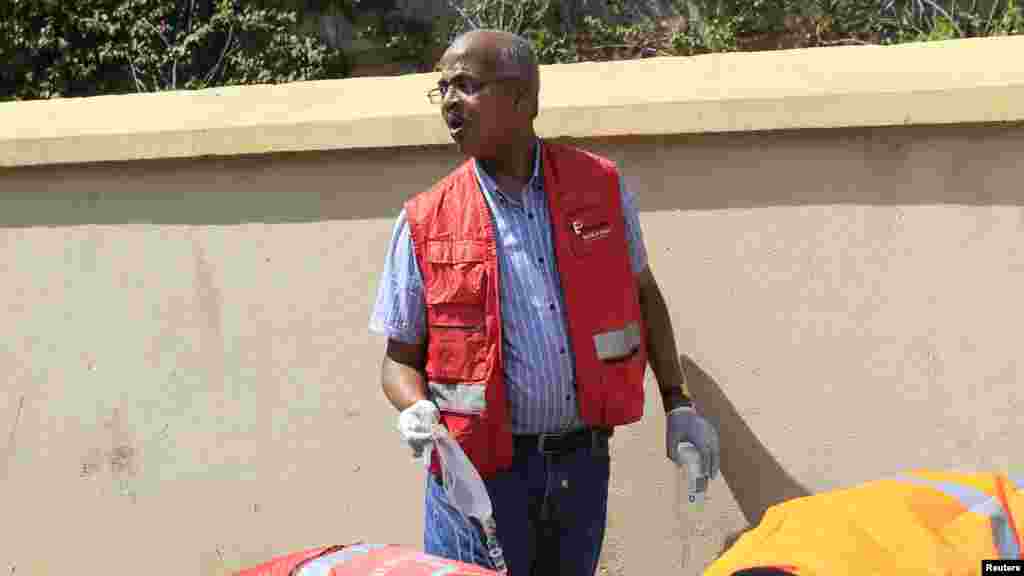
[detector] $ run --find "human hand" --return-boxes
[666,406,720,480]
[397,399,440,460]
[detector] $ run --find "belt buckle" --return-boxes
[537,431,564,455]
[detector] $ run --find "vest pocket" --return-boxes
[424,239,487,304]
[424,239,489,382]
[427,303,489,382]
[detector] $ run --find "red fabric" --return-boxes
[406,141,646,480]
[234,545,341,576]
[234,544,499,576]
[540,143,647,426]
[406,160,511,480]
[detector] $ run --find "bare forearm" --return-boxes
[638,275,692,411]
[382,358,428,411]
[381,339,429,411]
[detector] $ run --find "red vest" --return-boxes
[405,141,647,479]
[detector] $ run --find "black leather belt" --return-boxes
[428,427,613,484]
[514,427,612,456]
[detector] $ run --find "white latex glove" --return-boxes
[398,399,440,461]
[666,406,720,480]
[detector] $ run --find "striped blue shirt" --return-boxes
[369,141,648,434]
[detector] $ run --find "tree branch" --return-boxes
[140,17,172,50]
[128,37,148,92]
[139,16,178,89]
[920,0,963,36]
[819,37,876,46]
[447,0,482,30]
[204,23,235,86]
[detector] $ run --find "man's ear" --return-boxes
[515,86,530,111]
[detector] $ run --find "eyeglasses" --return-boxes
[427,76,517,104]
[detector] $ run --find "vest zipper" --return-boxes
[439,323,483,332]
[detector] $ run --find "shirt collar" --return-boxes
[473,139,543,205]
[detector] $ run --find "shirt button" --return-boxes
[528,213,534,219]
[549,303,555,311]
[565,395,572,401]
[538,257,544,264]
[560,347,566,354]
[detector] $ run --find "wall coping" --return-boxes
[2,35,1024,168]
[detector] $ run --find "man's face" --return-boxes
[436,48,520,160]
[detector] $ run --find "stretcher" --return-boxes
[234,543,498,576]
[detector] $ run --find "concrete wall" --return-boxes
[2,36,1023,575]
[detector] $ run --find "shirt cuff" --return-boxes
[368,318,424,345]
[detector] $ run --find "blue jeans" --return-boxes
[424,434,611,576]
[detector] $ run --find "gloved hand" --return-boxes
[398,399,440,460]
[666,406,720,480]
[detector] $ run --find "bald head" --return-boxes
[441,29,540,118]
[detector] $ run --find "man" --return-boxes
[368,29,720,576]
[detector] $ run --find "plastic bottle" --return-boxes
[480,515,508,574]
[676,441,709,509]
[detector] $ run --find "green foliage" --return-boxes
[355,7,437,62]
[437,0,574,64]
[678,0,1024,53]
[250,0,357,22]
[428,0,1022,68]
[4,0,1022,100]
[0,0,348,101]
[437,0,675,63]
[446,0,557,38]
[530,27,580,63]
[878,0,1024,42]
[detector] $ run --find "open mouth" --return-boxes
[446,113,466,137]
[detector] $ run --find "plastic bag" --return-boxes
[430,425,507,574]
[431,425,493,522]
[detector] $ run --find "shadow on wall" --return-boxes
[589,124,1024,211]
[2,123,1024,229]
[0,145,464,228]
[680,354,811,528]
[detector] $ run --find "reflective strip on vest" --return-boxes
[428,381,487,414]
[297,544,387,576]
[593,322,642,361]
[895,474,1021,559]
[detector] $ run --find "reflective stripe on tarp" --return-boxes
[593,322,641,361]
[297,544,387,576]
[894,475,991,509]
[895,474,1021,559]
[428,381,487,413]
